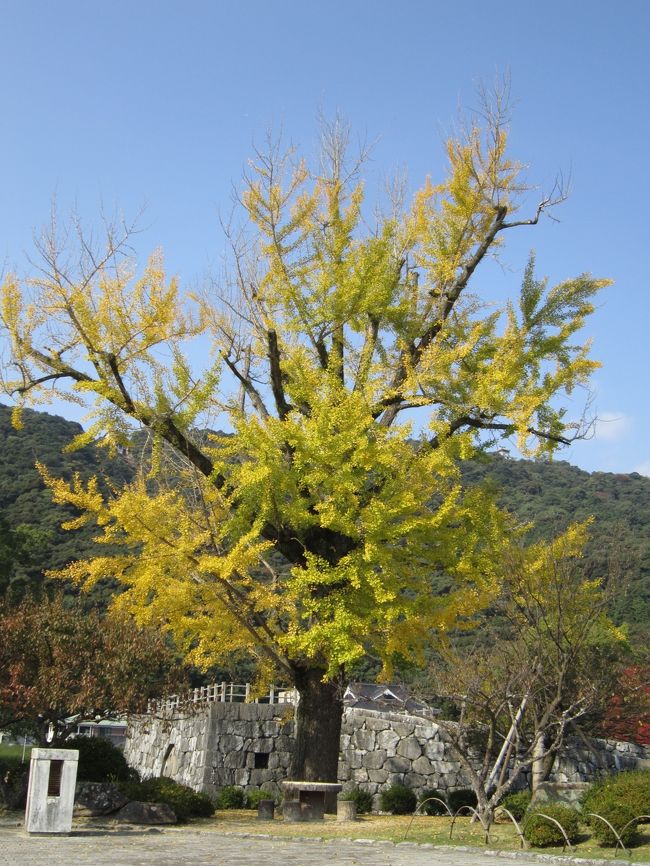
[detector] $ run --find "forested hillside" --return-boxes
[0,404,133,599]
[462,457,650,635]
[1,403,648,637]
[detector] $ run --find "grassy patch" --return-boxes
[192,810,650,860]
[0,743,31,761]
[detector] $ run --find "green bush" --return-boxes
[66,736,132,783]
[588,797,639,847]
[340,787,373,814]
[119,777,215,821]
[380,783,416,815]
[500,790,532,821]
[523,804,581,848]
[583,769,650,824]
[0,757,29,810]
[418,788,450,815]
[246,788,275,809]
[447,788,478,814]
[216,785,246,809]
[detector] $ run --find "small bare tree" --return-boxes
[415,521,627,826]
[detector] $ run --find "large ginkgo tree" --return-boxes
[0,109,608,781]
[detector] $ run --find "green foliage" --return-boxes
[216,785,247,809]
[380,783,417,815]
[4,404,649,650]
[418,788,449,815]
[66,736,132,783]
[446,788,478,814]
[587,797,640,847]
[0,516,51,596]
[0,107,611,693]
[0,756,29,810]
[119,776,214,821]
[2,402,650,651]
[461,454,650,641]
[246,788,275,809]
[340,786,373,814]
[0,405,133,603]
[523,804,581,847]
[0,115,620,784]
[500,790,532,821]
[582,769,650,824]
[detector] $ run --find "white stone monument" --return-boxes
[25,747,79,834]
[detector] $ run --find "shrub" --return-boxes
[216,785,246,809]
[523,804,581,848]
[246,788,275,809]
[340,787,373,814]
[418,788,450,815]
[500,790,532,821]
[66,736,132,783]
[0,757,29,810]
[119,777,215,821]
[380,783,416,815]
[588,797,640,847]
[582,769,650,824]
[447,788,478,814]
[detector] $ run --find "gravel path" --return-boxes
[0,826,629,866]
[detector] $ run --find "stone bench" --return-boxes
[281,781,342,822]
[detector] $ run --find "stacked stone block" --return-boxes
[124,703,650,806]
[338,711,471,808]
[126,701,295,800]
[551,735,650,783]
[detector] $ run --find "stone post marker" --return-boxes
[25,748,79,834]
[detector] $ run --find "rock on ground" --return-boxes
[114,800,177,824]
[74,782,128,816]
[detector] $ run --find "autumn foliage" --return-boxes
[0,105,609,778]
[0,593,183,738]
[601,666,650,745]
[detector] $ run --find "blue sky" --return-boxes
[1,1,648,475]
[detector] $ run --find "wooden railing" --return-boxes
[148,682,297,714]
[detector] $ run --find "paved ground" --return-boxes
[0,826,629,866]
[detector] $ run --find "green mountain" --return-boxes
[462,456,650,635]
[1,404,648,638]
[0,404,133,599]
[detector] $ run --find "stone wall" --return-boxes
[552,734,650,783]
[339,709,471,807]
[124,703,650,806]
[126,702,295,799]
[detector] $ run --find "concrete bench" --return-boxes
[281,781,342,821]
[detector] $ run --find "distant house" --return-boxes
[71,717,128,747]
[343,682,439,717]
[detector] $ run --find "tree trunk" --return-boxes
[474,786,494,830]
[531,732,546,795]
[290,666,344,781]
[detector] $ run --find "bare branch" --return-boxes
[220,351,270,420]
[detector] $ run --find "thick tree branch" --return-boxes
[13,370,89,394]
[331,325,345,385]
[379,205,508,427]
[314,336,329,369]
[353,314,380,392]
[429,414,574,450]
[267,329,292,419]
[500,187,567,230]
[13,345,95,391]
